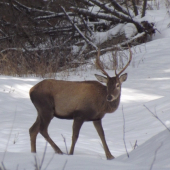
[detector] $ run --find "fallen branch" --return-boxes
[13,0,54,15]
[61,6,98,51]
[88,0,132,20]
[85,32,145,57]
[110,0,129,16]
[34,12,74,20]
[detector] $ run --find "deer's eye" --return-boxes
[116,83,120,88]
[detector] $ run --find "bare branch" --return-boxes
[34,12,74,20]
[78,14,93,36]
[88,0,132,20]
[62,160,68,170]
[13,0,54,15]
[142,0,148,17]
[71,7,122,23]
[110,0,129,16]
[43,153,55,170]
[82,0,144,32]
[85,32,146,57]
[132,0,139,16]
[0,162,7,170]
[61,134,68,155]
[34,155,40,170]
[122,105,129,158]
[144,105,170,132]
[2,107,17,162]
[39,142,48,170]
[149,142,163,170]
[133,140,138,149]
[61,6,98,51]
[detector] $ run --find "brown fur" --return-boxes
[29,76,125,160]
[30,79,120,120]
[29,48,131,159]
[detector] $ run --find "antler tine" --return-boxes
[96,49,109,77]
[114,50,118,76]
[115,69,117,76]
[117,46,132,76]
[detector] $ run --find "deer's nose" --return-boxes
[107,95,114,102]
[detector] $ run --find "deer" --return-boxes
[29,49,132,160]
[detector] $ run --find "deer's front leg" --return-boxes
[69,117,84,155]
[93,119,114,160]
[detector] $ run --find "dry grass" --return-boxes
[0,48,77,78]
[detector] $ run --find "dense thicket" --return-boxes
[0,0,155,76]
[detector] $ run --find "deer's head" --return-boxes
[95,49,132,102]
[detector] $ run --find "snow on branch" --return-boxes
[110,0,129,16]
[0,1,54,15]
[79,0,144,33]
[61,6,98,51]
[71,7,122,23]
[0,44,72,53]
[88,0,132,21]
[34,12,74,20]
[85,32,146,57]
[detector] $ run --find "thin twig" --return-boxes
[34,155,40,170]
[62,160,68,170]
[122,105,129,158]
[61,134,68,155]
[60,5,98,51]
[15,164,19,170]
[43,152,55,170]
[149,142,163,170]
[78,12,93,36]
[144,105,170,132]
[39,142,48,169]
[133,140,138,150]
[2,106,17,162]
[0,162,7,170]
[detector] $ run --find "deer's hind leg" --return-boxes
[38,109,63,154]
[29,116,40,153]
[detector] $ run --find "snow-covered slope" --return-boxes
[0,1,170,169]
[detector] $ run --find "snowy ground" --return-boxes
[0,2,170,170]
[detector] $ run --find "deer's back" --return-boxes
[29,79,108,120]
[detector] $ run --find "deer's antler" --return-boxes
[96,49,109,77]
[117,47,132,76]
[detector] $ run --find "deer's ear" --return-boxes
[119,73,127,83]
[95,74,107,83]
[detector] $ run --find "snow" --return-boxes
[93,23,125,45]
[123,23,138,39]
[93,23,138,45]
[1,1,170,170]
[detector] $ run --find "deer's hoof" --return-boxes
[107,155,115,160]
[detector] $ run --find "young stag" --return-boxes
[29,49,132,160]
